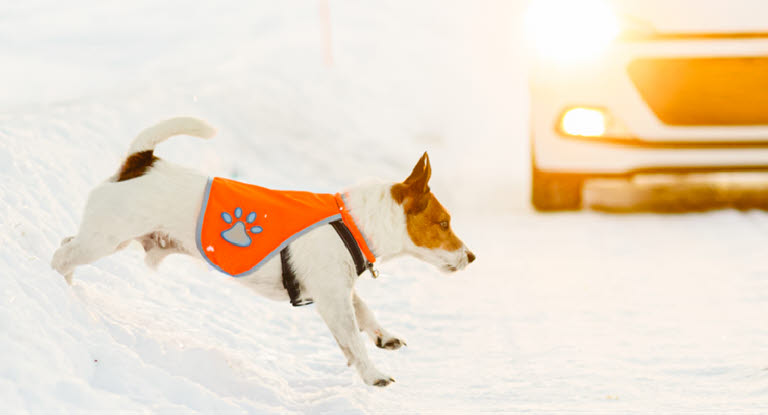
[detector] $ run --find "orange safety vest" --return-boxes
[196,177,375,277]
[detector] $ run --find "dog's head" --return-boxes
[391,152,475,273]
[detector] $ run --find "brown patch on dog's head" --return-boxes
[391,152,463,251]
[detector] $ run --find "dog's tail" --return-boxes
[116,117,216,182]
[127,117,216,154]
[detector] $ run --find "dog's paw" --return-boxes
[362,368,395,387]
[375,331,407,350]
[372,377,395,387]
[51,246,74,285]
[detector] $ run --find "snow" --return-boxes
[1,0,767,413]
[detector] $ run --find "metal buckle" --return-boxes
[367,263,380,279]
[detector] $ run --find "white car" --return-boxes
[527,0,768,210]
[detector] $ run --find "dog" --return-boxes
[51,117,475,387]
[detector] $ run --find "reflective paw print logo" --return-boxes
[220,207,263,247]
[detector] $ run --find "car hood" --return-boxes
[615,0,768,34]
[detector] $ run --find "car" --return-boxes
[526,0,768,210]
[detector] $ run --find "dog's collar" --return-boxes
[334,193,378,277]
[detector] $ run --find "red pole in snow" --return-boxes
[319,0,334,66]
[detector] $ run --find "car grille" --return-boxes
[628,57,768,126]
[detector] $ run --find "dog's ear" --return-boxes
[391,152,432,212]
[403,152,431,194]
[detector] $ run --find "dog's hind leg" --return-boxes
[353,292,406,351]
[52,214,144,283]
[52,178,163,283]
[52,233,123,284]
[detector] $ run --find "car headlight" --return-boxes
[557,106,634,139]
[525,0,620,63]
[560,107,606,137]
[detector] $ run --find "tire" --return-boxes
[531,165,584,211]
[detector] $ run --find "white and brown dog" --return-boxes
[52,117,475,387]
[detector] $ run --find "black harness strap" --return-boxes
[330,220,368,276]
[281,247,313,307]
[281,219,369,307]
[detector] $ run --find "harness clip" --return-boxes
[367,263,380,279]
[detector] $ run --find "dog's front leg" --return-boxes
[353,292,406,350]
[314,288,395,387]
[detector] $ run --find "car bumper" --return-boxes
[533,133,768,176]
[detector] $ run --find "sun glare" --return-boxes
[525,0,620,62]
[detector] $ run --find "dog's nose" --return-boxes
[466,250,476,264]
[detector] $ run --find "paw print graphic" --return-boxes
[220,207,262,247]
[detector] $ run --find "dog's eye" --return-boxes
[440,221,449,229]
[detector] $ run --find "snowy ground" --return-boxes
[2,1,768,413]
